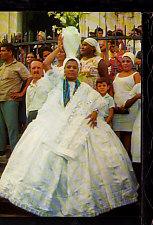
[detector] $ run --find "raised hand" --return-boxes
[57,34,64,52]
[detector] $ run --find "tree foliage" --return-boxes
[48,12,82,30]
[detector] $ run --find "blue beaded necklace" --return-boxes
[63,78,81,107]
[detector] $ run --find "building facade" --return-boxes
[79,12,141,37]
[0,12,22,42]
[0,12,141,42]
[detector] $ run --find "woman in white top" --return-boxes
[124,83,141,163]
[123,83,141,184]
[113,52,141,157]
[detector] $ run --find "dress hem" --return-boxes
[0,192,138,217]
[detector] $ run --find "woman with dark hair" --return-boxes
[107,40,123,81]
[95,27,107,61]
[113,52,141,157]
[26,52,35,70]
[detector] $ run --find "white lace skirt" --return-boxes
[0,117,138,217]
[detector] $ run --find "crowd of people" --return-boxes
[0,25,141,217]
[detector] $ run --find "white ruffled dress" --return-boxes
[130,84,141,163]
[0,81,138,217]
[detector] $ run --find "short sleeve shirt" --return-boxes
[26,77,52,115]
[0,59,30,101]
[100,93,115,118]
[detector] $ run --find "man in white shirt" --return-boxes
[26,59,52,124]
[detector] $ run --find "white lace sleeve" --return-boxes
[44,67,61,89]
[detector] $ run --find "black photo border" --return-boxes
[0,2,153,225]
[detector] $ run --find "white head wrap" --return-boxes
[122,52,135,65]
[83,38,101,56]
[63,57,80,72]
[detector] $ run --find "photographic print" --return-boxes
[0,10,152,225]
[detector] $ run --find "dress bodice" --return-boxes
[113,72,137,107]
[79,56,102,88]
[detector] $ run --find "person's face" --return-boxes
[97,31,103,38]
[43,51,51,60]
[16,34,22,41]
[122,56,133,71]
[118,39,122,44]
[57,50,66,62]
[30,61,44,79]
[80,42,95,56]
[64,60,79,81]
[99,41,104,51]
[0,47,12,61]
[37,33,44,42]
[129,30,136,37]
[96,82,109,96]
[26,53,35,64]
[109,45,115,53]
[109,45,119,53]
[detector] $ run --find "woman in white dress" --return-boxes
[0,57,138,217]
[123,83,141,185]
[113,52,141,157]
[124,83,141,163]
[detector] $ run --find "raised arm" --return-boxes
[98,59,108,79]
[43,34,64,71]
